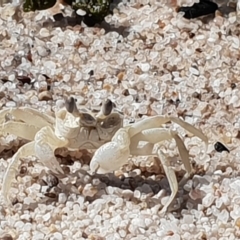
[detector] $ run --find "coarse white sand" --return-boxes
[0,1,240,239]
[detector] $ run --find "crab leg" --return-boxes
[129,128,192,213]
[0,122,41,141]
[90,126,195,213]
[128,116,208,151]
[34,126,68,174]
[0,107,55,127]
[130,128,191,174]
[2,142,35,204]
[96,99,113,119]
[169,116,208,152]
[157,149,178,214]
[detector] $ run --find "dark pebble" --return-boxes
[214,142,229,153]
[17,76,31,85]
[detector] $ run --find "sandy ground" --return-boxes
[0,1,240,239]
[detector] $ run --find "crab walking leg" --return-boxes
[128,116,208,151]
[0,108,55,127]
[130,144,178,214]
[96,99,113,119]
[157,149,178,214]
[0,122,42,141]
[130,128,192,174]
[129,130,185,214]
[169,117,208,151]
[34,126,68,174]
[90,127,193,175]
[2,142,35,204]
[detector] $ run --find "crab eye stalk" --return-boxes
[65,97,79,116]
[102,99,113,116]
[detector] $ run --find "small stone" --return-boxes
[36,46,51,57]
[119,229,126,238]
[189,66,199,76]
[17,75,31,84]
[44,192,57,199]
[42,174,59,188]
[20,166,27,174]
[202,193,215,208]
[214,142,229,153]
[82,184,98,197]
[63,74,71,82]
[192,92,201,99]
[5,101,16,108]
[49,224,58,233]
[235,217,240,227]
[42,212,51,222]
[38,91,52,101]
[133,190,141,199]
[131,218,146,228]
[231,83,236,89]
[138,63,150,72]
[39,28,50,37]
[52,232,63,240]
[122,189,133,199]
[23,197,35,205]
[8,74,15,81]
[1,5,15,20]
[76,9,87,16]
[117,71,125,81]
[137,183,153,194]
[58,193,67,204]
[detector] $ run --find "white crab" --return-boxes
[90,115,208,213]
[1,98,123,203]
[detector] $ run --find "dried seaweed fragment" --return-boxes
[23,0,57,12]
[177,0,218,19]
[22,0,113,26]
[73,0,112,25]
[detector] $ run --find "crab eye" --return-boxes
[65,97,77,114]
[102,99,113,116]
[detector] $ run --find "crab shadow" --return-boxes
[42,14,131,37]
[34,165,211,218]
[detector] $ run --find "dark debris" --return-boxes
[177,0,218,19]
[214,141,230,153]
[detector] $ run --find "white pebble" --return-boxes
[58,193,67,204]
[42,212,51,222]
[189,66,199,76]
[202,193,215,208]
[36,46,51,57]
[14,221,25,229]
[76,9,86,16]
[131,218,146,228]
[133,190,141,199]
[32,231,45,240]
[51,232,63,240]
[5,101,16,107]
[139,63,150,72]
[39,28,50,37]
